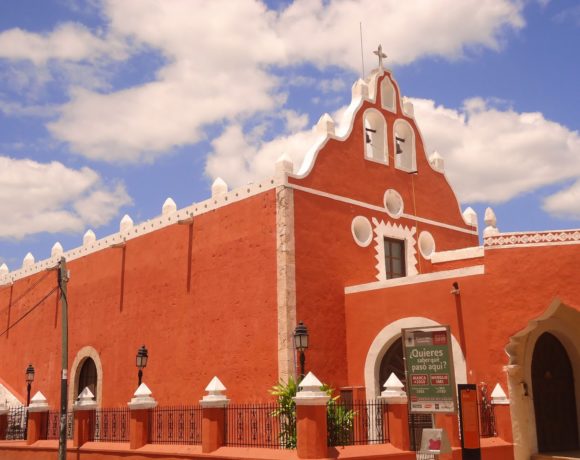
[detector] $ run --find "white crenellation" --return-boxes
[0,263,8,276]
[211,177,228,197]
[120,214,133,233]
[315,113,335,136]
[352,78,369,99]
[23,252,35,268]
[462,207,478,227]
[162,197,177,215]
[83,229,96,246]
[51,242,64,258]
[0,177,279,286]
[483,207,499,237]
[276,153,294,178]
[429,151,444,172]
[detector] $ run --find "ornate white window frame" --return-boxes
[372,218,417,281]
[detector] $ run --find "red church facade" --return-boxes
[0,66,579,460]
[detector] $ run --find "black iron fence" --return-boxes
[225,403,291,448]
[149,405,202,445]
[4,406,27,440]
[327,400,388,446]
[45,411,74,440]
[479,401,496,437]
[90,408,130,442]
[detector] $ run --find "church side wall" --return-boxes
[0,191,279,406]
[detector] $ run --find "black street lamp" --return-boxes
[136,345,148,387]
[293,322,309,381]
[25,364,35,406]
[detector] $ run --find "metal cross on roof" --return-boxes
[373,44,387,69]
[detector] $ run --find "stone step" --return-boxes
[532,452,580,460]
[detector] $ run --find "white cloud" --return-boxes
[1,0,523,163]
[543,181,580,219]
[410,97,580,205]
[0,156,131,239]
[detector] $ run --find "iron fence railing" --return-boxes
[149,405,202,445]
[45,411,74,440]
[327,400,388,446]
[479,401,496,437]
[90,408,130,442]
[4,406,27,440]
[225,403,291,448]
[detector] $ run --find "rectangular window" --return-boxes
[384,237,406,279]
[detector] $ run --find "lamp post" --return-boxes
[136,345,148,387]
[25,364,35,406]
[293,322,309,381]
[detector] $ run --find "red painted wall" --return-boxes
[0,191,279,406]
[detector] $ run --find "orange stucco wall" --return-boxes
[0,191,279,406]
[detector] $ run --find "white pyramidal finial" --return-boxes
[83,229,96,246]
[128,382,157,409]
[315,113,335,136]
[211,177,228,198]
[380,372,408,403]
[402,97,414,117]
[120,214,133,233]
[200,376,229,407]
[75,387,97,410]
[276,153,294,177]
[23,252,35,268]
[429,150,444,172]
[0,263,8,275]
[28,391,49,412]
[51,242,63,258]
[294,372,330,404]
[352,79,369,99]
[483,207,499,237]
[484,207,497,227]
[162,197,177,215]
[462,207,478,227]
[491,383,509,405]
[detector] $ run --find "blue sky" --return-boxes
[0,0,579,270]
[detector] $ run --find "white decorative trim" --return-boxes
[431,246,483,264]
[384,189,404,218]
[418,231,436,260]
[285,183,477,236]
[485,229,580,249]
[351,216,373,247]
[68,346,103,410]
[345,265,484,294]
[372,218,417,281]
[364,317,467,399]
[0,177,280,286]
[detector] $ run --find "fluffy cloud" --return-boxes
[542,181,580,219]
[0,156,131,239]
[1,0,523,163]
[410,97,580,205]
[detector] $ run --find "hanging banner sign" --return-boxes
[402,325,456,413]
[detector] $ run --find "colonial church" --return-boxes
[1,55,579,460]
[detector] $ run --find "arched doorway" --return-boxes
[379,337,433,450]
[77,358,97,399]
[532,332,579,452]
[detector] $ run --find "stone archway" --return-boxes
[364,317,467,399]
[68,346,103,409]
[505,298,580,460]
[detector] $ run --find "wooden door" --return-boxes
[532,332,579,452]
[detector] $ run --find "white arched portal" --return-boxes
[505,298,580,460]
[364,317,467,399]
[68,345,103,409]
